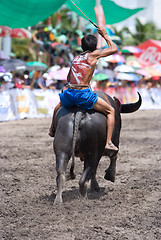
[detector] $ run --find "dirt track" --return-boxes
[1,110,161,240]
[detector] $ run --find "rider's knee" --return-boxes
[108,106,115,115]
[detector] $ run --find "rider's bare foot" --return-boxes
[105,141,118,151]
[49,127,55,138]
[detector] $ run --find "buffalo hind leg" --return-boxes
[104,154,117,182]
[54,156,68,204]
[79,167,90,198]
[54,172,65,204]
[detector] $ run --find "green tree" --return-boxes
[114,18,161,46]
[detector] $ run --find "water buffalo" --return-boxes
[53,91,142,204]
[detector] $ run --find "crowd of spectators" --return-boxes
[1,65,160,92]
[0,69,65,91]
[0,26,161,92]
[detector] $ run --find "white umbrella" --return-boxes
[116,72,140,81]
[105,53,125,63]
[49,67,70,80]
[114,64,136,73]
[47,65,60,73]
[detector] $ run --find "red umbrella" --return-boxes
[0,26,12,37]
[0,26,31,38]
[10,28,31,38]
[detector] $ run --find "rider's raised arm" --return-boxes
[89,26,117,63]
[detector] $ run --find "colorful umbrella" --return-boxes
[116,72,140,81]
[0,59,27,71]
[98,69,115,79]
[136,68,151,77]
[114,64,136,73]
[10,28,32,38]
[136,66,161,77]
[27,61,48,71]
[93,73,109,81]
[0,26,31,38]
[105,54,125,63]
[153,64,161,73]
[0,26,12,37]
[122,46,142,53]
[143,66,161,77]
[126,56,143,68]
[47,65,60,73]
[49,67,70,80]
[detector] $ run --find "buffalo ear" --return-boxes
[113,97,121,111]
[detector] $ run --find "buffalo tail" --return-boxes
[70,111,83,179]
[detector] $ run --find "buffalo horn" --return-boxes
[121,92,142,113]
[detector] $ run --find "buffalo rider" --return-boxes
[49,26,118,152]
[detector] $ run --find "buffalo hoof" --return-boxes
[90,180,100,192]
[104,170,115,183]
[66,172,76,181]
[79,183,87,198]
[54,195,63,205]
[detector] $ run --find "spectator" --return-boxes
[0,74,14,91]
[30,71,42,89]
[37,73,56,90]
[14,73,24,89]
[46,78,56,90]
[37,73,48,90]
[23,70,32,87]
[14,72,31,89]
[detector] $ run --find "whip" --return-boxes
[71,0,98,28]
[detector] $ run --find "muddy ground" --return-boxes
[1,110,161,240]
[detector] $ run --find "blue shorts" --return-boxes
[59,88,98,109]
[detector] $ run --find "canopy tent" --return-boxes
[66,0,144,25]
[0,0,144,28]
[0,0,66,28]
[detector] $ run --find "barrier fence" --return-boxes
[0,87,161,122]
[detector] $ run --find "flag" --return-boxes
[94,4,106,48]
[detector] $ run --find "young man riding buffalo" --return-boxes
[49,26,118,152]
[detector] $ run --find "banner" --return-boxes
[0,88,161,122]
[0,91,16,121]
[32,89,60,117]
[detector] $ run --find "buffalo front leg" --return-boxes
[90,175,100,192]
[104,154,117,182]
[90,156,101,192]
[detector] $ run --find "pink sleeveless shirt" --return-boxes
[69,52,93,85]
